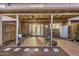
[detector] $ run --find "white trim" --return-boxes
[51,14,53,46]
[16,14,19,46]
[0,20,2,46]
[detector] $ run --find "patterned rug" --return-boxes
[0,47,69,56]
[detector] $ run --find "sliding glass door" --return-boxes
[28,24,44,36]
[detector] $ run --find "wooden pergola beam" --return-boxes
[1,13,79,15]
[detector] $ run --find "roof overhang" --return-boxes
[0,3,79,13]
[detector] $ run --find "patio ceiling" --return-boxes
[54,15,79,22]
[4,14,79,23]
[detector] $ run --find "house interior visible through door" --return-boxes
[19,14,51,46]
